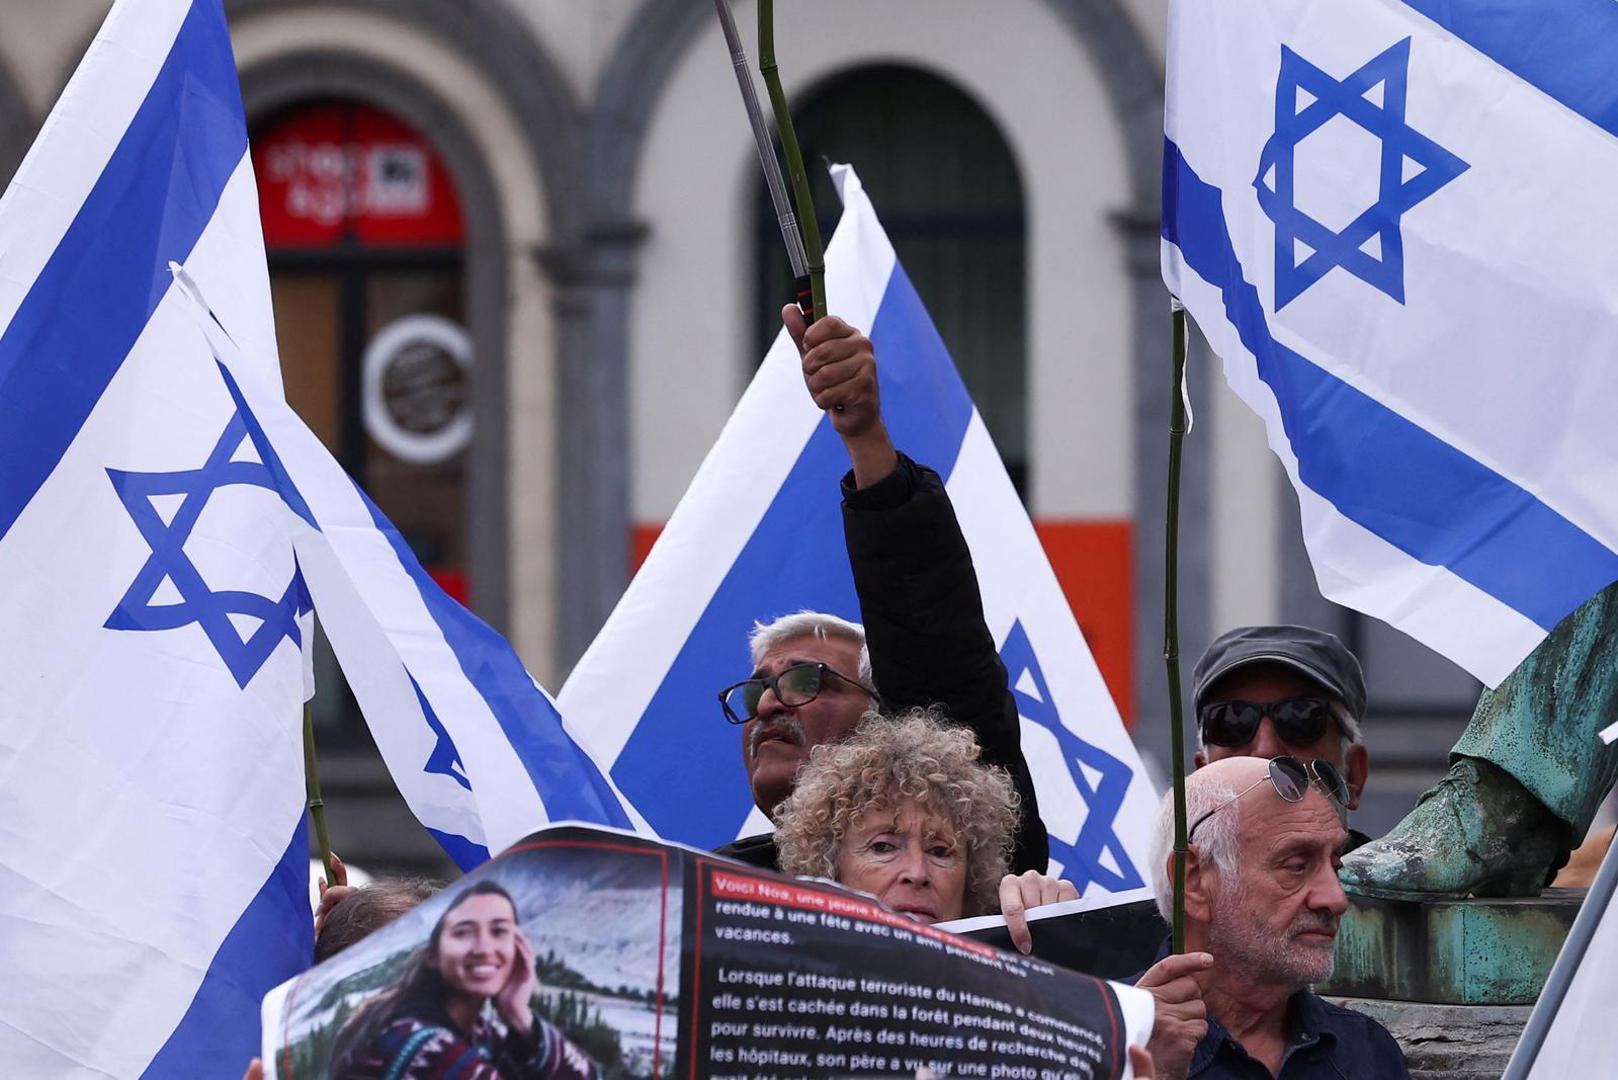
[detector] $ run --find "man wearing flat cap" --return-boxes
[1193,625,1372,848]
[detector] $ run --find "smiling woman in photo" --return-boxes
[329,881,599,1080]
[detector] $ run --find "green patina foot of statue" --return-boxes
[1340,757,1569,901]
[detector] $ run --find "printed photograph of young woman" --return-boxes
[264,837,678,1080]
[328,881,599,1080]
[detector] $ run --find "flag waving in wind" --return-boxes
[561,166,1157,907]
[0,1,311,1073]
[1163,0,1618,686]
[0,1,631,1072]
[172,265,634,870]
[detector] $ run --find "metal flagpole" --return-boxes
[712,0,812,321]
[1502,830,1618,1078]
[1166,299,1192,953]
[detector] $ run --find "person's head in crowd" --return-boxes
[774,709,1018,924]
[315,878,439,963]
[1151,756,1350,991]
[1192,624,1369,809]
[722,610,879,813]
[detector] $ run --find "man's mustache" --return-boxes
[747,715,806,757]
[1292,911,1338,937]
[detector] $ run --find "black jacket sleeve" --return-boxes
[842,453,1049,874]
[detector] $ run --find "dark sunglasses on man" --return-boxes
[1197,695,1336,748]
[1187,755,1350,843]
[718,662,876,725]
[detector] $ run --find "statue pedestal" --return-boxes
[1321,888,1582,1003]
[1325,998,1531,1080]
[1317,888,1583,1077]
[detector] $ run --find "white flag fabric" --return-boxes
[0,2,311,1073]
[1163,0,1618,686]
[172,267,635,870]
[561,166,1157,907]
[1518,841,1618,1077]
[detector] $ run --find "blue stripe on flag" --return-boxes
[427,827,493,869]
[611,264,974,847]
[1162,137,1618,631]
[141,815,310,1077]
[0,0,246,539]
[352,485,634,832]
[1397,0,1618,140]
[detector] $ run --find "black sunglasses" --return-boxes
[1198,696,1336,748]
[1187,756,1349,844]
[717,662,876,725]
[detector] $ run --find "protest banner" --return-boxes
[262,825,1153,1080]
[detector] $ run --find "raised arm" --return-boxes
[785,306,1049,874]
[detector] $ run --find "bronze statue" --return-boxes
[1341,582,1618,899]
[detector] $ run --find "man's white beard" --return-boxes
[1207,880,1338,989]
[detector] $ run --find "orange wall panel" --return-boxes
[1032,519,1135,724]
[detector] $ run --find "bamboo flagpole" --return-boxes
[758,0,826,324]
[304,702,336,887]
[1166,299,1192,952]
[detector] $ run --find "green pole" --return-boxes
[303,700,336,888]
[758,0,826,322]
[1167,300,1191,953]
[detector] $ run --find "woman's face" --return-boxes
[432,892,519,998]
[834,798,968,924]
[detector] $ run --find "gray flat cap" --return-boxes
[1192,624,1367,721]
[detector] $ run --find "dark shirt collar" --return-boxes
[1192,988,1336,1076]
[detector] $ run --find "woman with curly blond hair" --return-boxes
[774,708,1074,943]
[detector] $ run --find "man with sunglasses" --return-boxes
[1145,756,1408,1079]
[711,309,1047,881]
[1192,626,1373,848]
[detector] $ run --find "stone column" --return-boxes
[536,219,649,675]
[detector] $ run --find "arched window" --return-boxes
[754,66,1029,491]
[254,100,471,740]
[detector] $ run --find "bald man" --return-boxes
[1147,757,1406,1079]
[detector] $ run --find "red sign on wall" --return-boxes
[253,102,466,249]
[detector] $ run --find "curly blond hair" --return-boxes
[772,708,1019,916]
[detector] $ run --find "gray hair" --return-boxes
[1193,697,1362,753]
[1149,773,1242,924]
[749,610,873,688]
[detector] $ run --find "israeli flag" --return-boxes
[0,1,312,1073]
[561,166,1157,906]
[1163,0,1618,686]
[174,268,634,868]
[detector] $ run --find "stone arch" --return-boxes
[593,0,1162,216]
[227,0,586,238]
[223,0,620,675]
[594,0,1195,750]
[236,50,515,608]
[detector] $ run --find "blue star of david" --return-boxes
[999,621,1143,895]
[1254,37,1468,309]
[106,411,310,689]
[410,672,471,791]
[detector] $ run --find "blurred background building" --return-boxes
[0,0,1481,877]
